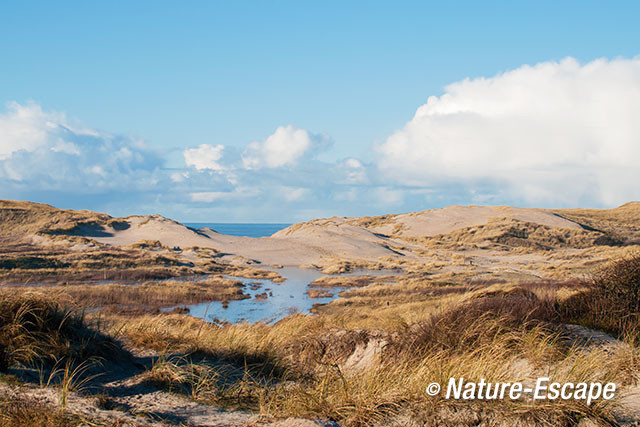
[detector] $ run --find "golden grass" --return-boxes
[555,202,640,242]
[225,266,285,283]
[0,396,82,427]
[1,278,249,316]
[3,200,640,424]
[1,265,637,425]
[0,199,111,238]
[308,275,376,288]
[0,245,198,285]
[111,285,635,426]
[0,291,125,371]
[307,289,333,298]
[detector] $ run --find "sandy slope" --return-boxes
[380,205,583,236]
[70,205,589,267]
[275,205,583,238]
[81,215,401,266]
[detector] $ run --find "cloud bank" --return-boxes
[2,57,640,220]
[0,102,161,194]
[377,57,640,206]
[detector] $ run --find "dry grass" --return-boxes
[112,283,635,426]
[308,275,376,288]
[0,267,636,425]
[561,253,640,336]
[0,291,126,372]
[1,277,249,315]
[3,200,640,424]
[142,354,267,410]
[301,259,391,275]
[307,289,333,298]
[225,266,285,283]
[555,202,640,243]
[0,199,112,238]
[0,395,82,427]
[0,245,200,285]
[402,217,607,251]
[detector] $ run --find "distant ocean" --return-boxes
[184,223,291,238]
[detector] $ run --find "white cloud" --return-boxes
[170,171,188,182]
[278,186,310,201]
[0,102,68,159]
[377,57,640,206]
[190,187,260,203]
[190,191,231,202]
[183,144,225,171]
[0,102,161,191]
[337,157,368,184]
[242,125,315,169]
[10,55,640,222]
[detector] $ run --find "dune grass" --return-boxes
[0,277,249,317]
[561,252,640,336]
[109,272,639,426]
[2,197,640,425]
[0,396,82,427]
[0,291,125,371]
[1,257,638,425]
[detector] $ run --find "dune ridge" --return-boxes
[2,200,638,268]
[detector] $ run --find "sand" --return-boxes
[72,205,587,267]
[383,205,583,236]
[74,214,406,266]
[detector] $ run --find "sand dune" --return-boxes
[82,215,400,266]
[72,204,596,267]
[3,200,635,268]
[276,205,583,238]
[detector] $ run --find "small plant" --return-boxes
[46,358,101,408]
[143,354,266,410]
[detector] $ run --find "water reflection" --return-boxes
[186,267,398,324]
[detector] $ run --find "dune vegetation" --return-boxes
[1,200,640,426]
[2,257,640,425]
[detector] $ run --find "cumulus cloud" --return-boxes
[12,55,640,222]
[0,102,87,159]
[336,158,368,184]
[0,102,380,220]
[0,102,162,193]
[377,57,640,206]
[183,144,225,171]
[242,125,327,169]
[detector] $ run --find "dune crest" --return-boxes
[2,200,638,267]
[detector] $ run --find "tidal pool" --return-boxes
[185,267,398,324]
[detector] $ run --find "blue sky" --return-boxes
[1,1,640,222]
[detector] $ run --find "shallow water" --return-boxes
[184,267,398,324]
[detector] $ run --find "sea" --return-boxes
[183,223,291,238]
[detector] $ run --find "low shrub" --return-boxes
[562,253,640,335]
